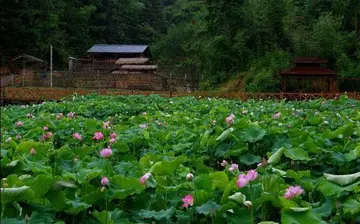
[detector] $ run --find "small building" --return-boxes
[74,44,157,74]
[2,54,47,86]
[280,57,337,92]
[71,44,163,90]
[86,44,151,60]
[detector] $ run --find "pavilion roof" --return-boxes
[281,67,337,76]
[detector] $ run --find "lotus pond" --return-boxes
[1,94,360,224]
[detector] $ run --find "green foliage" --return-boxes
[1,94,360,223]
[153,0,360,90]
[245,50,292,92]
[2,0,359,89]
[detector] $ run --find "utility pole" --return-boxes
[50,45,53,87]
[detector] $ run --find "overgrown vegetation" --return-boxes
[1,0,359,91]
[1,94,360,223]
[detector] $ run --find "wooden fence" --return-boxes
[1,87,359,103]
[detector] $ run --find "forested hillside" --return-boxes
[1,0,359,91]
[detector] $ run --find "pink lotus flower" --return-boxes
[212,120,217,125]
[139,173,152,185]
[110,138,116,144]
[43,126,49,131]
[246,170,258,181]
[6,137,12,142]
[228,163,238,172]
[103,121,110,129]
[16,121,23,127]
[30,148,36,155]
[40,134,47,141]
[101,177,109,186]
[110,132,117,139]
[182,194,194,208]
[220,160,228,167]
[73,133,82,141]
[46,132,53,138]
[225,114,235,124]
[67,112,75,118]
[139,124,147,129]
[237,174,249,188]
[16,135,21,140]
[100,147,112,158]
[186,173,194,180]
[93,132,104,141]
[273,112,281,119]
[56,113,63,120]
[284,186,305,199]
[26,113,32,118]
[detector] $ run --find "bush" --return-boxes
[245,50,291,92]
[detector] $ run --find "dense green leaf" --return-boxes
[343,199,360,216]
[324,172,360,186]
[312,199,333,218]
[239,153,261,165]
[29,174,53,198]
[216,128,234,141]
[209,171,228,189]
[138,207,174,220]
[267,147,285,165]
[92,210,114,224]
[149,156,187,175]
[196,200,220,216]
[29,211,55,224]
[284,148,311,161]
[0,186,34,204]
[242,123,266,143]
[281,210,326,224]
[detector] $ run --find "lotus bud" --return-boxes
[25,214,30,223]
[244,200,252,209]
[30,148,36,156]
[186,173,194,180]
[101,186,106,192]
[2,178,8,188]
[101,176,109,186]
[291,160,295,167]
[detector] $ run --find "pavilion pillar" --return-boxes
[281,75,286,92]
[329,77,336,93]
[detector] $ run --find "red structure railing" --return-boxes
[1,87,359,103]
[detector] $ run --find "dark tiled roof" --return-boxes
[87,44,148,53]
[281,67,337,75]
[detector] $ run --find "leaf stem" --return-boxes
[1,187,5,219]
[250,182,254,224]
[105,193,108,224]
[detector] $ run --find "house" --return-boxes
[74,44,158,73]
[71,44,163,90]
[86,44,151,60]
